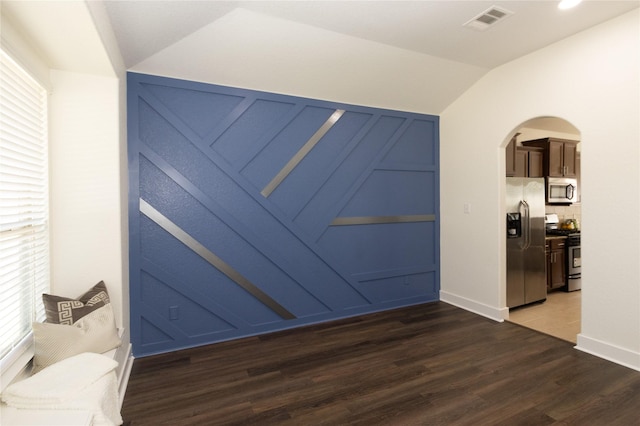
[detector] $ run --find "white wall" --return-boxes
[0,11,50,89]
[48,70,127,342]
[1,1,130,352]
[440,10,640,370]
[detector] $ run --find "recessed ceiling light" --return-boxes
[558,0,582,10]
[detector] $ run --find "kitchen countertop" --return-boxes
[545,235,568,240]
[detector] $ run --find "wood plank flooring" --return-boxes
[122,302,640,425]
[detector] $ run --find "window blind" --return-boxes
[0,49,49,361]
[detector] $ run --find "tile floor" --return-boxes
[507,290,581,344]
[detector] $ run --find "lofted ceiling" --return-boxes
[2,0,638,114]
[101,1,639,70]
[104,0,639,115]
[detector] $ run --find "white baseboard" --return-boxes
[440,290,507,322]
[440,292,640,373]
[114,342,134,408]
[576,333,640,372]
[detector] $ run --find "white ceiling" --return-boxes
[2,0,638,116]
[102,1,639,70]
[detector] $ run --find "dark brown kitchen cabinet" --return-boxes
[527,148,544,177]
[546,237,566,290]
[521,137,579,178]
[506,136,517,177]
[515,147,544,178]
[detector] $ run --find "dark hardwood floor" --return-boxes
[122,302,640,425]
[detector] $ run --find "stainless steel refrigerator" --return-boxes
[506,177,547,308]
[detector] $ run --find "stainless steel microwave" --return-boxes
[547,177,577,204]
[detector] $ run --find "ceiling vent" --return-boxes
[463,6,514,31]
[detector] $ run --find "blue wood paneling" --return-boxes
[128,72,440,357]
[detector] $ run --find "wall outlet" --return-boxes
[464,203,471,214]
[169,305,179,320]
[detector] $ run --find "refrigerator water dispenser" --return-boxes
[507,212,522,238]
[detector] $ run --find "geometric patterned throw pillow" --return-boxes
[42,281,111,325]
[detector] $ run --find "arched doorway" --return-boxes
[504,116,582,343]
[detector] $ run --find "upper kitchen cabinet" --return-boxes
[506,133,543,178]
[521,137,579,178]
[515,146,544,178]
[505,135,517,177]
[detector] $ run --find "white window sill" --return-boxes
[0,329,131,426]
[1,334,35,392]
[0,406,93,426]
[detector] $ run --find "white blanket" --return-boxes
[1,352,122,426]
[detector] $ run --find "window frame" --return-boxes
[0,47,50,384]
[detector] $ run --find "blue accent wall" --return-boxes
[128,73,440,357]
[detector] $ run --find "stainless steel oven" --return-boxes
[566,234,581,291]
